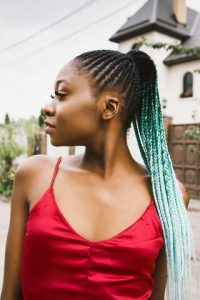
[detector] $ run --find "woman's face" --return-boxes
[42,61,102,147]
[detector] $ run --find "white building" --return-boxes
[109,0,200,124]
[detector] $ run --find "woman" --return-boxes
[1,49,196,300]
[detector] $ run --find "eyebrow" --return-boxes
[55,79,71,89]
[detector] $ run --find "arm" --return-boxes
[0,158,33,300]
[149,179,191,300]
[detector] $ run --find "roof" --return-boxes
[109,0,200,65]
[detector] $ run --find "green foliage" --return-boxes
[0,119,25,197]
[16,116,44,155]
[0,121,25,164]
[132,36,200,58]
[0,113,45,198]
[38,109,46,128]
[131,36,146,49]
[0,162,16,197]
[184,128,200,140]
[4,113,10,124]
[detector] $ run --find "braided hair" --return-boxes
[73,49,196,299]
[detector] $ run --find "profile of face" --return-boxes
[42,60,123,147]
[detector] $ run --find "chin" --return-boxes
[52,142,64,147]
[49,137,62,147]
[49,135,75,147]
[51,138,70,147]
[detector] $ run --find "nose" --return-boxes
[41,101,55,117]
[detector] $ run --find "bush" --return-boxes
[0,114,45,198]
[0,121,25,198]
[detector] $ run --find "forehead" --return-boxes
[55,61,91,90]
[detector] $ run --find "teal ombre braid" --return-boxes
[73,49,197,299]
[129,50,197,299]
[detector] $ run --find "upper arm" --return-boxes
[0,155,46,299]
[149,178,190,300]
[149,244,167,300]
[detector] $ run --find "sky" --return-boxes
[0,0,199,123]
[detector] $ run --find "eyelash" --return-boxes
[51,91,67,100]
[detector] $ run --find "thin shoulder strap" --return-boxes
[49,156,62,189]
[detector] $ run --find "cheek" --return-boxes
[57,102,100,136]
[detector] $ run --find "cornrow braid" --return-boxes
[73,49,197,299]
[74,50,140,131]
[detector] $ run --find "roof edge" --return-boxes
[109,22,190,43]
[163,54,200,66]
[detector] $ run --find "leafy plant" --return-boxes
[16,116,45,155]
[0,120,25,197]
[38,109,46,128]
[132,36,200,58]
[0,113,45,198]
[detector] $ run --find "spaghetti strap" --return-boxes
[49,156,62,189]
[150,196,154,203]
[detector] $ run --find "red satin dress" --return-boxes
[21,156,164,300]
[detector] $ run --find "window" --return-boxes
[180,72,193,98]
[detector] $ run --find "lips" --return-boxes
[44,120,56,135]
[44,120,55,128]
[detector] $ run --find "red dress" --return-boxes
[21,156,164,300]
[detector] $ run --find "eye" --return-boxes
[51,91,67,100]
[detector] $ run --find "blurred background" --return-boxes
[0,0,200,298]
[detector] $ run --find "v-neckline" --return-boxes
[51,186,154,246]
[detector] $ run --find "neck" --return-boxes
[80,126,139,180]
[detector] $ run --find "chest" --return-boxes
[50,173,153,242]
[29,169,153,243]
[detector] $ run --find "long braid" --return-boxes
[73,49,197,299]
[127,50,196,299]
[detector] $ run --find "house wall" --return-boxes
[118,31,200,123]
[166,61,200,123]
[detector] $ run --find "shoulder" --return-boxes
[15,153,83,179]
[14,155,63,207]
[15,154,57,177]
[14,155,58,193]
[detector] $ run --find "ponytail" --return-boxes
[127,49,197,300]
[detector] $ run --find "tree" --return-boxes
[17,116,45,156]
[38,109,46,128]
[0,113,45,198]
[4,113,11,124]
[0,116,25,197]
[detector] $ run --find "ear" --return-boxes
[102,97,120,120]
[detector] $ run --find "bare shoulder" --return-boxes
[15,155,58,202]
[16,154,56,175]
[17,153,81,188]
